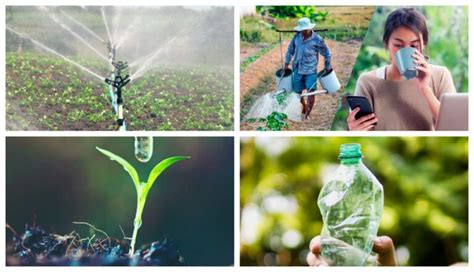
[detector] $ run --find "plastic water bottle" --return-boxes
[318,143,384,266]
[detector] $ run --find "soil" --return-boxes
[6,224,184,266]
[240,45,264,61]
[240,39,362,131]
[240,41,290,101]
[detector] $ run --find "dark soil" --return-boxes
[6,224,184,266]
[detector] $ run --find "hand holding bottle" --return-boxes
[307,235,397,266]
[317,144,384,265]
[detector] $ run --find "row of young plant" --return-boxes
[6,53,234,130]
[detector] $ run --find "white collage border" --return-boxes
[0,0,472,271]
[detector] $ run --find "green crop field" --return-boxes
[6,52,233,131]
[6,6,234,131]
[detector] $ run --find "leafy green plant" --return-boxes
[96,147,190,256]
[257,111,289,131]
[275,92,288,105]
[257,6,329,23]
[240,29,263,43]
[247,118,257,123]
[314,11,329,22]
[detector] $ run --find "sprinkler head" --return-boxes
[105,75,130,89]
[113,61,128,71]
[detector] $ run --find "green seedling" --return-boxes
[275,91,288,105]
[257,111,289,131]
[96,146,190,256]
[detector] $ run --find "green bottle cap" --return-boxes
[338,143,362,159]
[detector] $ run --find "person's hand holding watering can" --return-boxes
[323,66,332,75]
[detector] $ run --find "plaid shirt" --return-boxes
[285,31,331,75]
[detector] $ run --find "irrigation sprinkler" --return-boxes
[105,70,130,131]
[105,40,131,131]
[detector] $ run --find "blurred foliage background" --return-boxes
[6,137,234,266]
[332,6,468,130]
[241,6,372,46]
[240,137,468,266]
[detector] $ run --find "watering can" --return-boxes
[318,68,341,93]
[275,68,293,92]
[300,68,341,97]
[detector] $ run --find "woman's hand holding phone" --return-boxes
[347,107,378,131]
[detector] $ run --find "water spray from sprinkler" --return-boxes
[60,9,106,43]
[6,26,105,81]
[40,6,108,61]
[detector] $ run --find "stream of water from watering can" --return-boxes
[245,91,302,122]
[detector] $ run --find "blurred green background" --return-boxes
[241,6,372,44]
[6,137,234,266]
[332,6,468,130]
[240,137,468,266]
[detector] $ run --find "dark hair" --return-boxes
[383,8,429,46]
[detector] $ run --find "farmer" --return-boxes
[284,17,332,120]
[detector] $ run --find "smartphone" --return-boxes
[346,95,375,120]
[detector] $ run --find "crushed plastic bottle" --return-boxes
[318,143,384,266]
